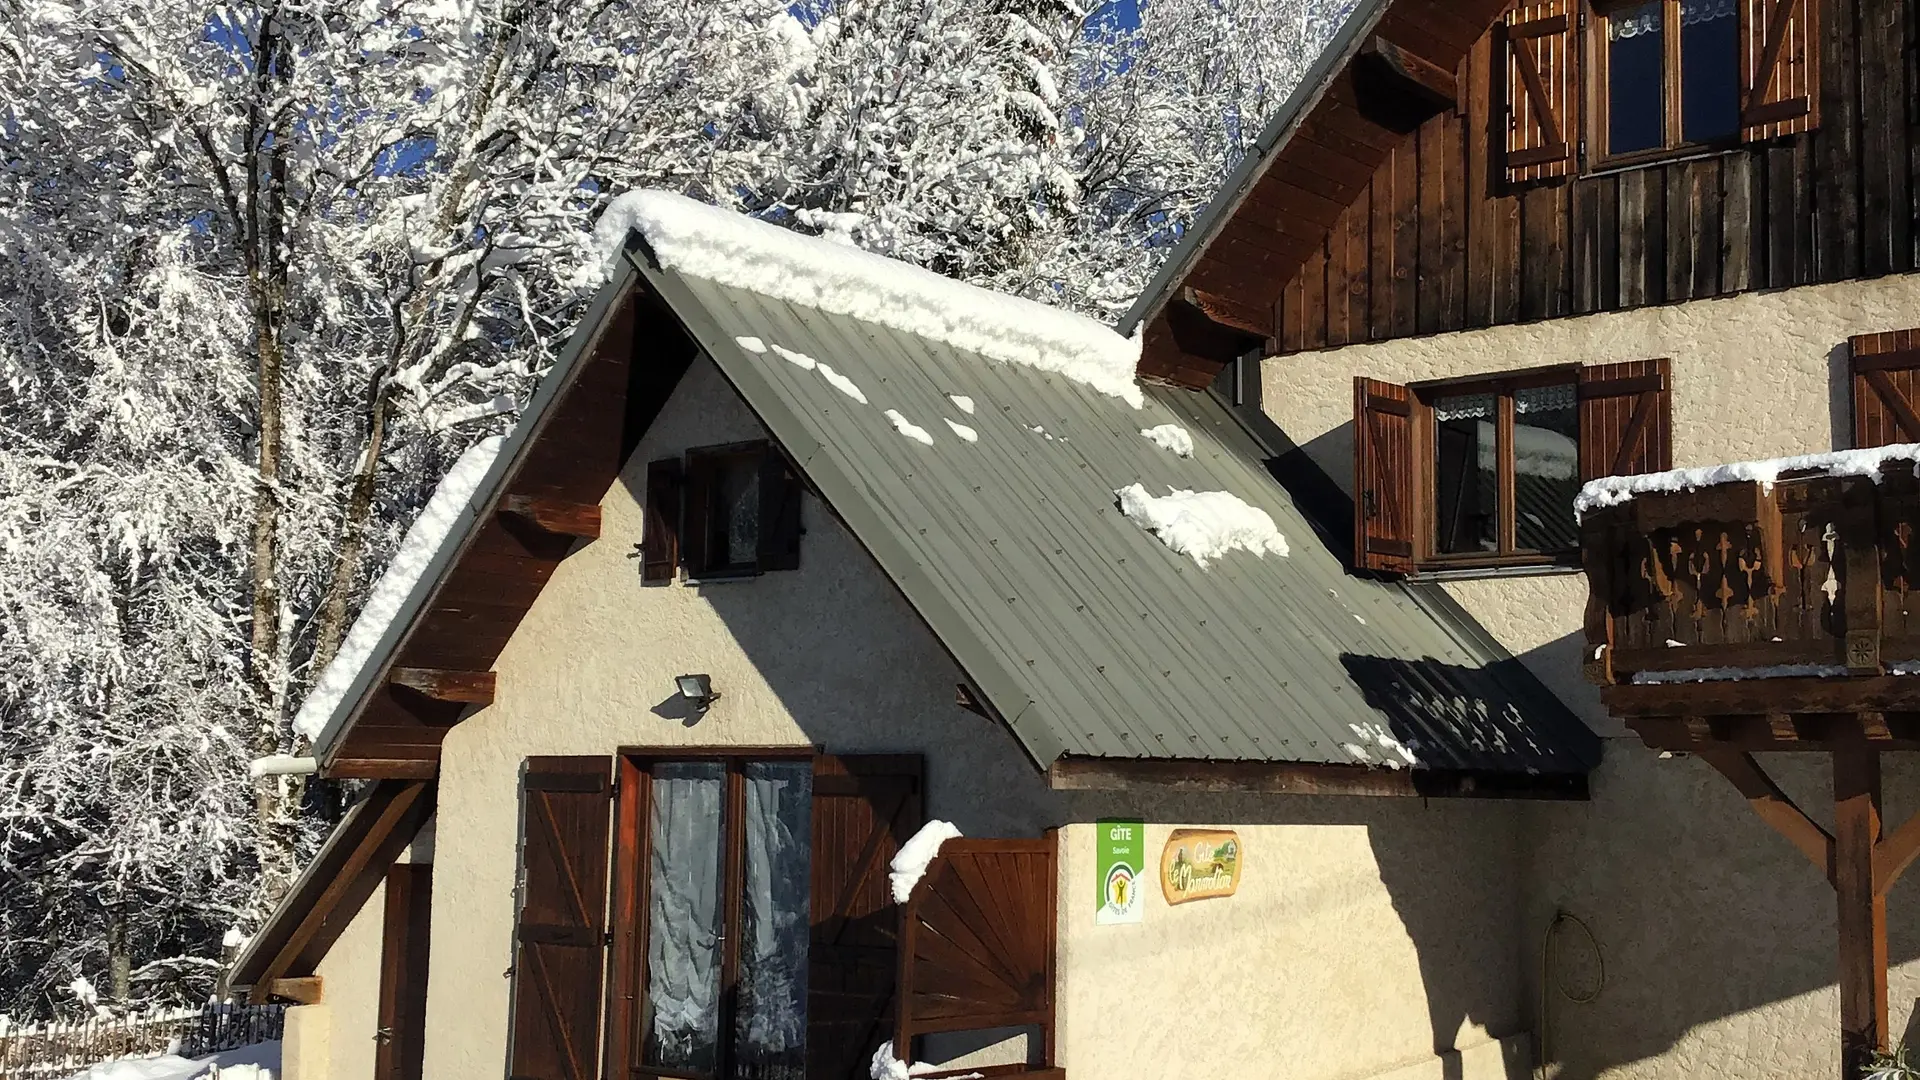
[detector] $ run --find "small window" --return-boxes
[650,441,804,583]
[1422,371,1582,568]
[1595,0,1741,162]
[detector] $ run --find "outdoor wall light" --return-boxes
[675,673,719,712]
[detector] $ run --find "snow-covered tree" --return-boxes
[0,0,1350,1018]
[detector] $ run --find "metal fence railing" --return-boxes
[0,1002,285,1078]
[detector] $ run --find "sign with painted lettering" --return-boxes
[1095,819,1145,924]
[1160,829,1242,905]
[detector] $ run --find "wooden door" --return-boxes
[374,864,433,1080]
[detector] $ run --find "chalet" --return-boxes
[226,0,1920,1078]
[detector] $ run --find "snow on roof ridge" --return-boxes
[291,435,506,743]
[1574,443,1920,519]
[596,190,1146,408]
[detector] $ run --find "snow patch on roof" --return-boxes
[734,335,768,354]
[1348,722,1419,768]
[1140,423,1194,458]
[948,394,976,415]
[944,419,978,443]
[885,410,934,446]
[292,436,505,742]
[598,190,1145,407]
[889,819,962,903]
[1575,443,1920,519]
[816,362,868,405]
[1114,483,1289,569]
[770,342,817,371]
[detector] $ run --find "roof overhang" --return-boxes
[1121,0,1512,387]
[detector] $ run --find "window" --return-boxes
[1594,0,1741,162]
[642,441,804,583]
[1353,360,1672,575]
[633,756,813,1080]
[1501,0,1818,183]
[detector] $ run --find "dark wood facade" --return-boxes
[1271,0,1920,355]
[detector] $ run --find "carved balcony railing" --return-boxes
[1582,468,1920,703]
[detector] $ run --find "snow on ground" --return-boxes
[1114,484,1289,569]
[596,191,1145,407]
[292,436,505,741]
[66,1041,279,1080]
[1575,443,1920,519]
[884,410,934,446]
[770,343,817,370]
[815,363,869,405]
[944,419,978,443]
[889,820,962,903]
[1139,423,1193,458]
[948,394,975,414]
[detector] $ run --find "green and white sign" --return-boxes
[1095,818,1145,925]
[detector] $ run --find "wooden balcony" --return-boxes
[1582,464,1920,748]
[1579,453,1920,1074]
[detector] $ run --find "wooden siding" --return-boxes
[1270,0,1920,356]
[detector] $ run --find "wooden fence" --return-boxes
[0,1003,284,1078]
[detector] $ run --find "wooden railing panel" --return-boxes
[1585,471,1920,683]
[894,836,1059,1076]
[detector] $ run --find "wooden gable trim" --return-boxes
[1045,755,1589,800]
[229,779,436,999]
[318,278,700,778]
[1137,0,1515,387]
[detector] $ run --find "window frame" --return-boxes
[611,747,818,1080]
[683,440,771,581]
[1411,364,1584,573]
[1587,0,1745,170]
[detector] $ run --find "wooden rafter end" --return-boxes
[500,495,602,539]
[389,666,496,705]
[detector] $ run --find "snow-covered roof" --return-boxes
[1575,443,1920,519]
[619,198,1598,775]
[599,190,1144,406]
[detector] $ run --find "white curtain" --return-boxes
[644,764,725,1072]
[735,763,811,1078]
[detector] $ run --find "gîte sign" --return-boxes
[1160,829,1241,904]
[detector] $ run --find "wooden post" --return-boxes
[1834,746,1888,1075]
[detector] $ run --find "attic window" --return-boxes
[1594,0,1741,163]
[642,441,805,584]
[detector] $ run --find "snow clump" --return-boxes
[1114,484,1289,568]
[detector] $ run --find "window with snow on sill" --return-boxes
[1114,484,1289,569]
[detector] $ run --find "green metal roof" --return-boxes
[634,255,1599,777]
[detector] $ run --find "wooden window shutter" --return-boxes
[757,449,804,572]
[1577,359,1673,480]
[374,864,433,1080]
[641,458,683,584]
[1503,0,1580,183]
[1354,377,1417,573]
[1741,0,1820,140]
[506,757,613,1080]
[1850,330,1920,447]
[809,755,923,1080]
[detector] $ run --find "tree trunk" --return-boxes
[310,377,397,675]
[105,915,130,1002]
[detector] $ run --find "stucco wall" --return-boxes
[1260,273,1920,1078]
[398,356,1529,1080]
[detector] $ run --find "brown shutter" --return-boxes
[1503,0,1580,183]
[1577,359,1673,480]
[1850,330,1920,447]
[374,864,433,1080]
[1741,0,1820,140]
[1354,377,1417,574]
[809,755,923,1080]
[641,458,682,584]
[507,757,613,1080]
[757,449,805,572]
[681,454,714,576]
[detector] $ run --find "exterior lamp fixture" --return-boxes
[676,674,719,712]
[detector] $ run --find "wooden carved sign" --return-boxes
[1160,829,1241,905]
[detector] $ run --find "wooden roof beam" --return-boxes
[500,494,601,539]
[1047,756,1588,801]
[1181,286,1273,339]
[389,666,495,706]
[1358,35,1460,113]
